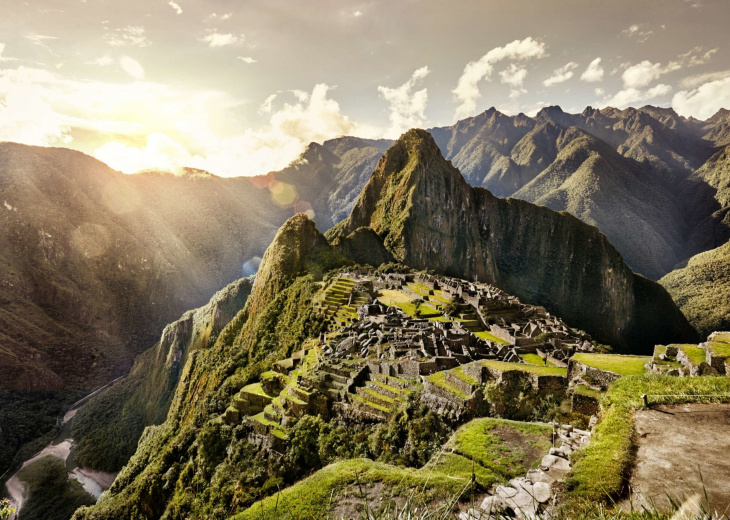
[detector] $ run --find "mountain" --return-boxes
[71,130,700,520]
[70,276,254,472]
[660,241,730,338]
[280,105,725,281]
[0,143,292,475]
[327,129,697,351]
[679,143,730,256]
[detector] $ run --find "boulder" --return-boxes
[526,469,555,485]
[532,481,551,503]
[480,495,507,514]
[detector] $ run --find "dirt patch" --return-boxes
[620,403,730,516]
[491,426,550,470]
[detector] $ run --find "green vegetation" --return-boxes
[566,375,730,503]
[571,353,650,376]
[474,330,510,345]
[660,240,730,338]
[233,418,552,520]
[675,344,706,367]
[448,418,551,474]
[520,353,556,366]
[0,390,82,477]
[16,456,95,520]
[480,359,567,377]
[709,340,730,358]
[425,372,469,399]
[573,384,602,399]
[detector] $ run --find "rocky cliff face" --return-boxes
[329,129,697,351]
[70,276,254,471]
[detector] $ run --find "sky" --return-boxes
[1,0,730,177]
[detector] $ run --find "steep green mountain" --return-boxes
[70,276,254,472]
[679,143,730,256]
[660,241,730,337]
[71,132,699,520]
[327,129,696,351]
[0,143,291,475]
[512,126,687,279]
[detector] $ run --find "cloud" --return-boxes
[581,58,604,82]
[95,132,190,173]
[168,0,182,15]
[186,84,356,176]
[680,69,730,89]
[0,44,17,63]
[120,57,144,79]
[200,33,242,47]
[673,76,730,119]
[452,37,547,119]
[86,55,113,66]
[622,24,654,43]
[105,26,150,47]
[207,12,232,21]
[601,84,672,108]
[543,62,578,87]
[377,66,430,138]
[238,56,257,64]
[622,47,717,88]
[353,10,363,17]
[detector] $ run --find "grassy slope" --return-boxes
[232,419,552,520]
[571,353,650,376]
[660,240,730,338]
[566,375,730,502]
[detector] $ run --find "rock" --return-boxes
[540,455,571,472]
[561,424,573,433]
[503,489,539,519]
[459,509,484,520]
[480,495,506,514]
[549,447,567,458]
[527,469,555,485]
[573,428,591,437]
[495,485,518,499]
[589,415,598,428]
[532,481,551,503]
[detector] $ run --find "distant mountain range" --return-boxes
[2,104,730,477]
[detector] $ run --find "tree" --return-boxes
[1,499,15,520]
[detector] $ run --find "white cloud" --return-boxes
[543,62,578,87]
[0,44,17,63]
[187,84,356,176]
[622,24,654,43]
[86,55,113,66]
[238,56,257,64]
[452,37,547,119]
[680,69,730,89]
[168,0,182,15]
[120,57,144,79]
[581,58,604,82]
[200,32,242,47]
[622,47,717,88]
[377,66,430,138]
[353,10,363,17]
[601,84,672,108]
[594,87,605,96]
[673,76,730,119]
[95,132,190,173]
[207,12,232,21]
[105,26,150,47]
[25,33,58,48]
[260,93,278,114]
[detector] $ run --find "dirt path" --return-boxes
[620,403,730,517]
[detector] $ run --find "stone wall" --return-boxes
[571,392,600,415]
[567,360,622,389]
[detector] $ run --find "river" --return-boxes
[4,378,124,519]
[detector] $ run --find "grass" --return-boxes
[674,344,706,367]
[573,384,602,399]
[241,383,277,399]
[232,418,553,520]
[708,340,730,358]
[520,353,556,366]
[571,353,650,376]
[447,418,552,475]
[474,330,510,345]
[479,359,567,377]
[425,372,469,399]
[566,375,730,503]
[450,366,478,386]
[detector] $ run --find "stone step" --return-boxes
[356,387,395,409]
[366,380,401,399]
